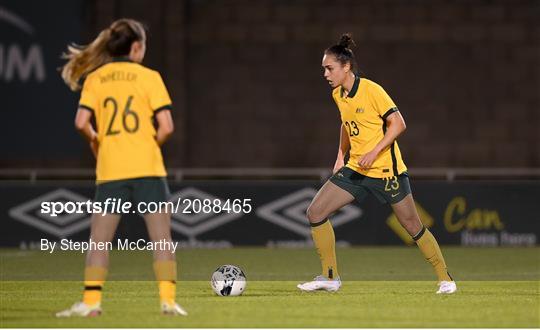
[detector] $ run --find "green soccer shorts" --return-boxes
[329,167,411,204]
[94,176,170,213]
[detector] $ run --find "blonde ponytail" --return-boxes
[61,19,146,91]
[61,28,112,91]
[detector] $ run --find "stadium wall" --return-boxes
[2,180,538,247]
[1,0,539,168]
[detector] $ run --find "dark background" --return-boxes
[1,0,538,169]
[0,0,538,247]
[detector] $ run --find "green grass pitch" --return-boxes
[1,247,539,327]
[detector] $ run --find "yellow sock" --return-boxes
[414,227,453,282]
[311,219,339,279]
[153,260,177,305]
[83,266,107,306]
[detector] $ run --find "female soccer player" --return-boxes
[56,19,187,317]
[297,34,456,294]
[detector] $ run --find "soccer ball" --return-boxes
[210,265,247,296]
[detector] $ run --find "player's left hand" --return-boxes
[358,149,379,170]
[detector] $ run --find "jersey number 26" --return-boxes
[104,95,139,135]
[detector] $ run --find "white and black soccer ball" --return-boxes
[210,265,247,296]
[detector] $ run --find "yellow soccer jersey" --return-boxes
[332,76,407,178]
[79,58,171,182]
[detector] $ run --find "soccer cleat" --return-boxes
[437,281,457,294]
[55,302,102,317]
[297,275,341,292]
[161,302,188,316]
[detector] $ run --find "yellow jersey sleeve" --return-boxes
[78,75,98,112]
[370,83,398,119]
[149,72,172,112]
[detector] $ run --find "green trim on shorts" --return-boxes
[329,167,411,204]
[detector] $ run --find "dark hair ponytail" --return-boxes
[338,33,355,48]
[325,33,358,73]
